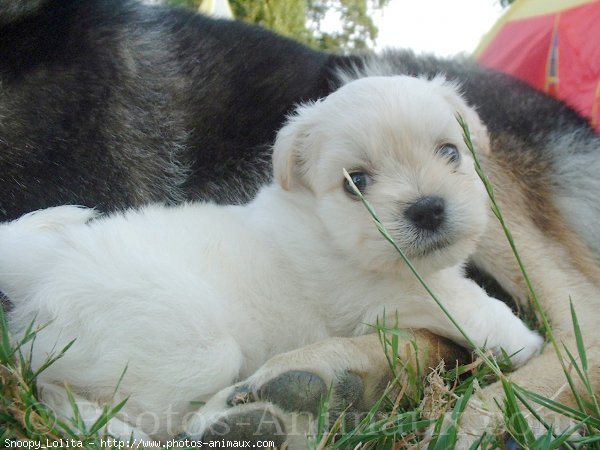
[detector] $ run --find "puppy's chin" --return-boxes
[406,232,453,259]
[368,236,478,277]
[408,238,477,273]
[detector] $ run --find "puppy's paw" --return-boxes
[481,301,544,368]
[503,328,544,368]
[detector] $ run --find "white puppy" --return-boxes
[1,76,542,441]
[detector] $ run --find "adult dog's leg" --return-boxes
[183,331,467,448]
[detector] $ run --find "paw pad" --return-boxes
[258,370,327,415]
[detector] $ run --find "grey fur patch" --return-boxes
[549,130,600,256]
[100,30,192,205]
[333,371,365,409]
[0,1,329,219]
[0,0,48,23]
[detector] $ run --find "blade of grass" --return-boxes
[569,299,600,416]
[88,397,129,435]
[30,339,76,381]
[570,300,587,372]
[516,386,599,428]
[501,378,536,447]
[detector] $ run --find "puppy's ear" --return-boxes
[272,103,315,190]
[272,118,299,191]
[431,76,491,156]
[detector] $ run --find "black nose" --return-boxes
[404,196,446,231]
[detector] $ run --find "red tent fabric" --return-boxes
[475,0,600,133]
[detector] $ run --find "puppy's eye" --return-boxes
[344,172,371,197]
[437,144,460,165]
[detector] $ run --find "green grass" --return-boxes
[1,117,599,449]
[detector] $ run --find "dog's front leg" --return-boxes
[418,268,543,368]
[455,294,600,447]
[182,330,466,449]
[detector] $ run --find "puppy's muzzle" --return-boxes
[404,196,445,232]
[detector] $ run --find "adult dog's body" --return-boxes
[1,0,600,447]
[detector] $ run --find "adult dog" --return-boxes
[1,0,599,447]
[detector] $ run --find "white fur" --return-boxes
[2,76,542,440]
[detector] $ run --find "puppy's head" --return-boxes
[272,75,490,275]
